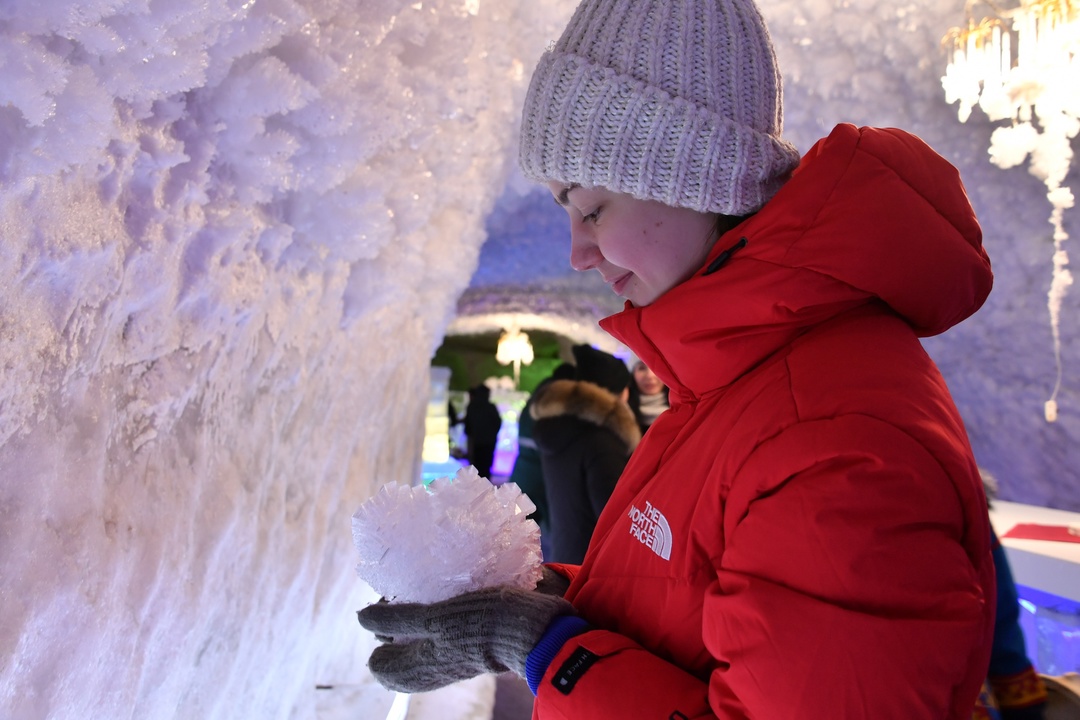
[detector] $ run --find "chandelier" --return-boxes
[941,0,1079,422]
[496,326,534,388]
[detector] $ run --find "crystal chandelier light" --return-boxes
[496,326,534,388]
[942,0,1079,422]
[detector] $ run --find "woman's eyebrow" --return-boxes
[554,183,581,207]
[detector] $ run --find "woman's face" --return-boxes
[633,362,665,395]
[547,182,720,307]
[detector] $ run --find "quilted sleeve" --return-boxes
[705,415,995,719]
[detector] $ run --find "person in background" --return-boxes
[976,469,1048,720]
[530,345,641,564]
[358,0,995,715]
[626,355,669,436]
[463,383,501,480]
[447,397,461,429]
[446,396,466,459]
[508,362,576,560]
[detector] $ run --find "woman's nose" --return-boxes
[569,226,603,272]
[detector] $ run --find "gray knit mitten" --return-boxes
[357,586,575,693]
[534,566,571,597]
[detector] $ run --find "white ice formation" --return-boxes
[352,466,543,604]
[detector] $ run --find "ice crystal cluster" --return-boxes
[352,466,543,603]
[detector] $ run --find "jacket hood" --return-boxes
[601,124,993,398]
[530,379,641,452]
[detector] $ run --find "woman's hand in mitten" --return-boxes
[356,586,575,693]
[534,565,571,597]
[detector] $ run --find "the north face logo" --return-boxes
[627,501,672,560]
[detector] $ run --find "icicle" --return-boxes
[1045,202,1074,422]
[988,25,1001,87]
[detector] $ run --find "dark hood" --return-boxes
[530,379,641,453]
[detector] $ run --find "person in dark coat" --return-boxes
[463,383,501,479]
[530,345,641,564]
[508,362,576,560]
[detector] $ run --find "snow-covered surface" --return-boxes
[0,0,1077,719]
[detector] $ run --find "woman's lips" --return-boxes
[609,272,632,295]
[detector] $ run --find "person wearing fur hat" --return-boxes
[530,345,641,565]
[358,0,995,716]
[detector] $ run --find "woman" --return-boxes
[358,0,995,716]
[626,357,669,436]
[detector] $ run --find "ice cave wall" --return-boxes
[0,0,1077,719]
[0,1,575,718]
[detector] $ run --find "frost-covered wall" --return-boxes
[0,1,573,718]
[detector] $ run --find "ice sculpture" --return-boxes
[352,466,543,603]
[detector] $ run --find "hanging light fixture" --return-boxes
[496,326,534,388]
[941,0,1079,422]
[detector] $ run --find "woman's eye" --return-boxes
[582,208,600,223]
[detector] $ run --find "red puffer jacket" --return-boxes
[533,124,996,719]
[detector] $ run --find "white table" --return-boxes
[989,500,1080,604]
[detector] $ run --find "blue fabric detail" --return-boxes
[990,527,1035,677]
[524,615,591,695]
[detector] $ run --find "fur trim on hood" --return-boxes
[530,379,642,451]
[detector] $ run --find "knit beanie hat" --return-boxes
[519,0,801,216]
[572,344,631,396]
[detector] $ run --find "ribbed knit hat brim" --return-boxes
[519,0,801,216]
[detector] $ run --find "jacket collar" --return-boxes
[601,124,992,401]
